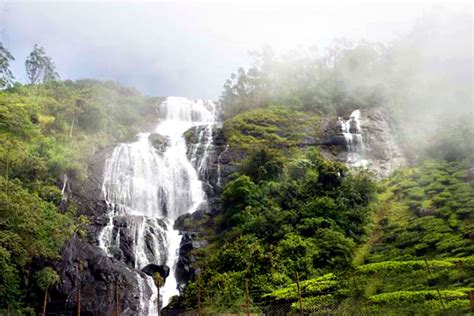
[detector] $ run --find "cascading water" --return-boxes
[339,109,368,167]
[98,96,217,314]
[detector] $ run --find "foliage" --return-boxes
[190,146,376,307]
[35,267,59,291]
[0,79,159,311]
[368,160,474,262]
[223,106,321,150]
[219,42,386,118]
[25,45,59,84]
[153,273,165,288]
[0,42,15,89]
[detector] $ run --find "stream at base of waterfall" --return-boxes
[98,97,217,314]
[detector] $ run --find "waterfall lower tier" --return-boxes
[98,96,217,314]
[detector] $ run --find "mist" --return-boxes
[1,1,472,154]
[1,1,433,99]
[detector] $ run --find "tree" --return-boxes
[153,273,165,315]
[36,267,60,316]
[0,42,15,89]
[241,148,284,183]
[25,45,59,84]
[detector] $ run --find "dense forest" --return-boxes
[0,9,473,316]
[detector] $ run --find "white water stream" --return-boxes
[339,109,368,167]
[98,97,217,314]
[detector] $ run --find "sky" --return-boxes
[0,1,469,99]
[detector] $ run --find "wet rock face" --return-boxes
[342,108,406,177]
[185,126,237,211]
[320,108,406,178]
[110,216,168,268]
[360,108,407,177]
[174,232,208,293]
[52,145,156,315]
[52,235,152,316]
[175,126,234,292]
[149,133,169,152]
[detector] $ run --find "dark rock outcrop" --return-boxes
[149,133,169,152]
[52,235,152,315]
[174,232,208,293]
[142,263,170,279]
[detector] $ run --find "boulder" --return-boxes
[142,263,170,279]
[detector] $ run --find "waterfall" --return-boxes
[98,96,217,314]
[339,109,368,167]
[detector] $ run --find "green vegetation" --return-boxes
[0,43,15,89]
[0,79,159,311]
[368,160,474,262]
[223,106,321,150]
[176,96,473,314]
[178,131,377,312]
[220,43,384,118]
[25,44,59,84]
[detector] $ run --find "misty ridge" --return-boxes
[4,3,470,161]
[219,7,472,162]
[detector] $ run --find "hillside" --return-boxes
[0,80,160,312]
[169,106,474,315]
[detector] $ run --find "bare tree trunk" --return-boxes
[42,288,48,316]
[245,279,250,316]
[197,274,202,316]
[296,272,303,316]
[69,116,76,138]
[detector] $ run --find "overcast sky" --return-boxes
[0,1,467,99]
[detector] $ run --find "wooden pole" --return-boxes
[42,288,48,316]
[197,274,202,316]
[115,278,120,316]
[469,291,474,311]
[77,289,81,315]
[424,259,446,309]
[245,279,250,316]
[296,272,303,316]
[469,291,474,312]
[456,260,465,281]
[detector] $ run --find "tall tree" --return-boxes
[36,267,60,316]
[0,42,15,89]
[25,44,59,84]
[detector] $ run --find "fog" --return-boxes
[1,1,435,99]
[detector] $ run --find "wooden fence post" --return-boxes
[424,259,446,309]
[296,272,303,316]
[197,273,202,316]
[245,279,250,316]
[469,291,474,311]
